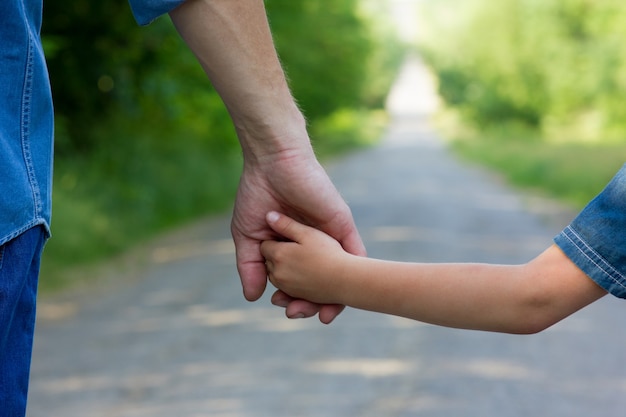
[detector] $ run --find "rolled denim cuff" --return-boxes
[554,164,626,299]
[128,0,186,25]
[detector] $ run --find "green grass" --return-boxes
[451,134,626,210]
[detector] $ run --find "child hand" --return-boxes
[260,211,351,307]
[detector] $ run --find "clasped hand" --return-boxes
[230,148,365,324]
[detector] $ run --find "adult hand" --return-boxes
[231,145,366,324]
[170,0,365,323]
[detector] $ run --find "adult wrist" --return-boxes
[235,106,314,163]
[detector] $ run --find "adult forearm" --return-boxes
[169,0,309,158]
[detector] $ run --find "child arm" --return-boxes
[260,212,607,333]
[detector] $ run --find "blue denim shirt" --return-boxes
[128,0,186,26]
[0,0,184,246]
[554,164,626,299]
[0,0,53,246]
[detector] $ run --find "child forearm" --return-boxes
[335,246,605,334]
[261,213,606,333]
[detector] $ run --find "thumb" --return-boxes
[266,211,309,243]
[335,227,367,258]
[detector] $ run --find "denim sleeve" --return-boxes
[128,0,186,25]
[554,163,626,298]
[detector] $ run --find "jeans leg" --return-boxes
[0,227,46,417]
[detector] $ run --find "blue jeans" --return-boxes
[0,226,46,417]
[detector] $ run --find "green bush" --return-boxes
[40,1,403,287]
[418,0,626,142]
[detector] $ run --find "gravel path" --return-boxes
[27,57,626,417]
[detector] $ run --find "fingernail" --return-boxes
[267,211,280,223]
[291,313,305,319]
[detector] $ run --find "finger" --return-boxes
[272,290,321,318]
[272,290,341,323]
[318,304,346,324]
[270,289,293,308]
[259,239,278,262]
[339,229,367,257]
[265,211,312,243]
[232,233,268,302]
[322,210,367,257]
[285,298,322,319]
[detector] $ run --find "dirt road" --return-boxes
[27,58,626,417]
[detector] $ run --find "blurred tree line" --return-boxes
[40,0,403,280]
[418,0,626,143]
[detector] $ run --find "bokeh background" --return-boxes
[41,0,626,290]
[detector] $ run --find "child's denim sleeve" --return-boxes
[554,164,626,298]
[128,0,186,26]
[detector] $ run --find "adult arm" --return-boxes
[261,212,607,333]
[169,0,366,323]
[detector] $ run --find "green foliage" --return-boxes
[40,1,403,286]
[43,1,157,153]
[44,3,238,155]
[418,0,626,142]
[311,109,389,159]
[43,112,242,278]
[358,0,408,109]
[44,0,401,153]
[42,3,244,281]
[266,0,373,120]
